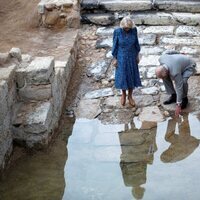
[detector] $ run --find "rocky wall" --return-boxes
[0,30,79,171]
[0,48,21,172]
[38,0,80,28]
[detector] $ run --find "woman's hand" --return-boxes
[112,58,118,67]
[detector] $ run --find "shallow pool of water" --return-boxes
[0,113,200,200]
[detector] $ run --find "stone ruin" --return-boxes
[1,0,200,173]
[38,0,80,28]
[0,31,78,171]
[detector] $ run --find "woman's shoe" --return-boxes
[128,96,135,107]
[121,95,126,106]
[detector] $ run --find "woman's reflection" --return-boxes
[161,113,200,163]
[118,120,157,199]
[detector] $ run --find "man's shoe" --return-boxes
[181,97,188,109]
[163,94,177,105]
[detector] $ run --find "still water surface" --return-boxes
[0,114,200,200]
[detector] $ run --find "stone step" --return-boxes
[12,101,53,148]
[81,0,200,12]
[81,11,200,26]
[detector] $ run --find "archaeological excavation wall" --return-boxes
[0,31,79,171]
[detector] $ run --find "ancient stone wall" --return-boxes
[0,31,79,171]
[38,0,80,28]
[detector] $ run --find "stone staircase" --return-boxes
[0,30,79,171]
[81,0,200,26]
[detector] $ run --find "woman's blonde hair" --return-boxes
[120,16,135,29]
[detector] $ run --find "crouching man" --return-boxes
[155,51,196,116]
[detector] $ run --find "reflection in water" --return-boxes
[0,117,75,200]
[0,114,200,199]
[119,120,157,199]
[161,114,200,163]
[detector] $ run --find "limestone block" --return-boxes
[147,67,157,79]
[55,60,71,91]
[96,27,115,36]
[7,84,17,110]
[18,84,52,101]
[51,66,69,127]
[87,59,111,81]
[99,109,134,125]
[45,10,59,26]
[81,13,115,26]
[103,96,121,108]
[143,26,175,35]
[96,38,112,49]
[101,0,152,11]
[140,46,164,55]
[22,54,32,63]
[84,88,114,99]
[160,36,200,46]
[188,76,200,98]
[75,99,101,119]
[180,47,200,55]
[9,48,22,61]
[154,1,200,13]
[13,101,53,135]
[175,26,200,37]
[139,55,160,67]
[0,81,8,126]
[135,95,154,107]
[22,56,54,85]
[131,12,176,25]
[67,10,80,28]
[106,51,112,59]
[141,86,159,95]
[0,65,16,89]
[139,34,156,45]
[0,53,10,65]
[0,130,12,170]
[25,132,49,148]
[172,13,200,26]
[139,106,164,122]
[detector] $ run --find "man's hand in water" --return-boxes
[175,104,182,117]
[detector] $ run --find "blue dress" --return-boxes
[112,27,142,90]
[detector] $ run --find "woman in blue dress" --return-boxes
[112,16,142,107]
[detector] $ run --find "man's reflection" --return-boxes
[119,120,157,199]
[161,113,200,163]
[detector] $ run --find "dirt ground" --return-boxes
[0,0,69,57]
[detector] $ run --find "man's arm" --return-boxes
[174,74,184,104]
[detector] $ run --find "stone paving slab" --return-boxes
[180,46,200,55]
[81,0,152,11]
[87,59,111,81]
[140,46,165,55]
[96,34,156,49]
[175,26,200,37]
[81,13,115,26]
[139,106,164,122]
[75,99,101,119]
[160,36,200,46]
[84,88,114,99]
[139,55,160,67]
[154,0,200,13]
[143,26,175,35]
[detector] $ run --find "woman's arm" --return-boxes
[112,29,118,59]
